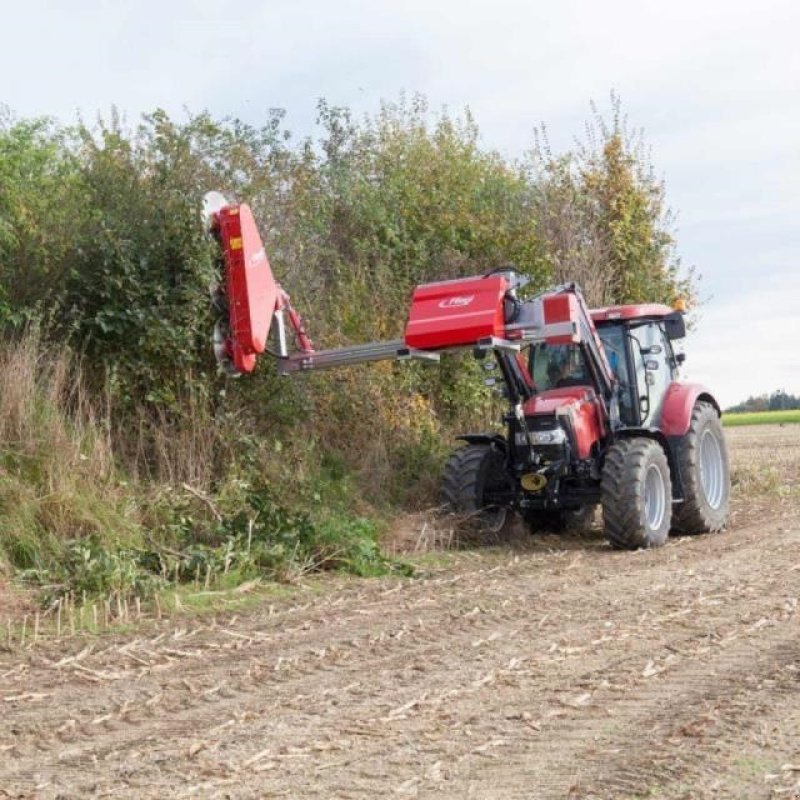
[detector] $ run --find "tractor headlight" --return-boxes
[530,428,567,445]
[515,428,567,447]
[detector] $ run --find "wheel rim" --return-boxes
[699,429,725,510]
[644,463,667,531]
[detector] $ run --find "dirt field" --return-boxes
[1,426,799,799]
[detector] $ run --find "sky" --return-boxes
[1,0,798,407]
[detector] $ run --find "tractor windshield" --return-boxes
[529,343,590,391]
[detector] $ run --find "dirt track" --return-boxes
[1,426,799,799]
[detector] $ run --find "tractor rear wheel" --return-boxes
[601,437,672,549]
[441,444,509,532]
[671,402,730,534]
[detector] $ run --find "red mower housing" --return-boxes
[404,274,510,350]
[215,204,279,373]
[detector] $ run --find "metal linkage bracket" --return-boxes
[473,336,521,354]
[513,321,579,343]
[397,348,441,362]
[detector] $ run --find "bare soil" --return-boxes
[1,426,799,799]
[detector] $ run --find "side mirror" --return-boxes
[664,312,686,340]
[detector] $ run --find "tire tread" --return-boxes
[671,402,730,534]
[601,437,671,549]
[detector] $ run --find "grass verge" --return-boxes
[0,334,411,616]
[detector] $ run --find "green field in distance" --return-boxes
[722,409,800,427]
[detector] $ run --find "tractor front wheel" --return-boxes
[601,438,672,549]
[441,444,509,532]
[671,402,730,534]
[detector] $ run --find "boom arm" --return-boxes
[509,283,619,425]
[206,195,525,375]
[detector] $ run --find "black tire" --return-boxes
[441,444,509,532]
[601,438,672,549]
[671,402,730,534]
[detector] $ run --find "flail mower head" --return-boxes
[204,193,280,375]
[204,192,530,377]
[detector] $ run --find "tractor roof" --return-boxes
[590,303,674,323]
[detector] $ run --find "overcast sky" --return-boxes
[2,0,798,406]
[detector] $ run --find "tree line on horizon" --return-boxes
[726,390,800,414]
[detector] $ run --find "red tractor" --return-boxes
[205,194,730,549]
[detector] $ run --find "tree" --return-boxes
[528,94,694,308]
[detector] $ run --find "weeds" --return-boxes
[0,334,409,610]
[731,464,793,497]
[17,482,408,606]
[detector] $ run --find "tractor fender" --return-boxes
[455,433,508,452]
[659,382,721,437]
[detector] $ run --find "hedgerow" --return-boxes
[0,95,691,600]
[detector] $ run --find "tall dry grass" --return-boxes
[0,332,142,571]
[115,395,222,490]
[0,332,114,487]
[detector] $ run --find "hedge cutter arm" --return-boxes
[204,193,521,377]
[203,194,611,394]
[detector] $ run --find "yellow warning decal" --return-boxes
[230,237,243,250]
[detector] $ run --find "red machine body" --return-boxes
[590,303,674,323]
[660,382,720,436]
[523,387,606,460]
[216,204,279,373]
[540,293,581,344]
[404,274,510,350]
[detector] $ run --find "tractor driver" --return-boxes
[545,346,589,389]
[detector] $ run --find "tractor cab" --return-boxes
[529,343,590,391]
[525,304,686,431]
[591,305,686,430]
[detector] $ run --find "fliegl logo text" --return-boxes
[438,295,475,309]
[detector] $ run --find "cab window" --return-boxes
[629,322,672,427]
[529,344,590,390]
